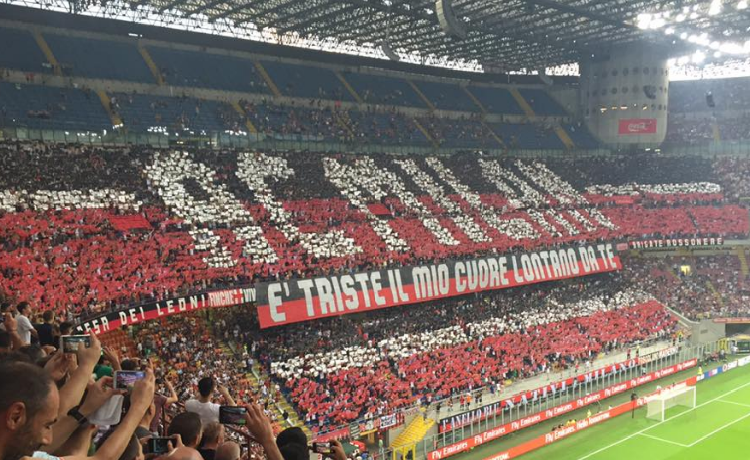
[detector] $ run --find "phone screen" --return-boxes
[219,406,247,425]
[114,370,146,389]
[148,437,171,454]
[60,335,91,353]
[312,442,332,455]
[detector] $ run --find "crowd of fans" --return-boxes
[0,310,325,460]
[664,116,714,145]
[266,282,676,427]
[156,272,677,430]
[0,268,684,442]
[623,255,750,320]
[0,142,748,318]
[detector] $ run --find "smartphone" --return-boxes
[113,370,146,390]
[60,335,91,353]
[148,437,171,455]
[311,442,333,455]
[219,406,247,425]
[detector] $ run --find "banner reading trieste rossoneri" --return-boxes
[255,243,621,328]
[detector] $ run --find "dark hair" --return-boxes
[18,345,45,364]
[42,311,54,322]
[276,427,308,449]
[279,443,309,460]
[0,361,54,418]
[0,303,11,313]
[97,430,141,460]
[197,377,215,398]
[0,351,33,364]
[201,421,223,445]
[0,331,10,349]
[168,412,203,447]
[59,322,73,335]
[120,359,138,371]
[16,302,29,314]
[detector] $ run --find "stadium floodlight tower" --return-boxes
[579,43,669,146]
[646,385,697,422]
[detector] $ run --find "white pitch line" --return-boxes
[717,399,750,409]
[576,379,750,460]
[636,433,690,448]
[686,411,750,447]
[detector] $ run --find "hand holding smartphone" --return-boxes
[219,406,248,426]
[60,335,91,354]
[113,370,146,390]
[311,442,333,455]
[147,437,172,455]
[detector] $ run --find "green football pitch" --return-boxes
[455,360,750,460]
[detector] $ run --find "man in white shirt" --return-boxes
[185,377,236,425]
[16,302,37,345]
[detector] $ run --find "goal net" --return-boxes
[646,385,696,422]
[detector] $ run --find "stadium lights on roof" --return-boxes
[739,0,748,9]
[708,0,722,16]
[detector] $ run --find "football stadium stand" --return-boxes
[2,5,750,460]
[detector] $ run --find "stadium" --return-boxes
[1,0,750,459]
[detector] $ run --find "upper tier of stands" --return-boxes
[112,93,232,134]
[669,77,750,113]
[47,33,155,83]
[262,60,352,101]
[466,85,524,114]
[412,80,478,112]
[0,25,567,116]
[663,76,750,145]
[148,45,270,93]
[0,82,112,132]
[0,27,49,73]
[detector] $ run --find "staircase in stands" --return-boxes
[705,280,724,308]
[390,413,435,460]
[738,247,749,277]
[215,338,313,439]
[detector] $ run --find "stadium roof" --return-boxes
[9,0,750,72]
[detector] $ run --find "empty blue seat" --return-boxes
[112,93,231,134]
[489,123,564,149]
[563,124,600,148]
[518,88,567,116]
[0,27,50,74]
[46,34,154,83]
[414,80,478,112]
[0,82,111,131]
[342,73,426,108]
[467,87,523,114]
[261,61,351,101]
[148,46,269,94]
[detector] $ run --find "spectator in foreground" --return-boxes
[167,412,204,460]
[199,421,225,460]
[16,302,37,345]
[215,441,241,460]
[185,377,237,425]
[0,361,57,460]
[35,311,56,348]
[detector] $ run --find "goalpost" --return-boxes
[646,385,697,422]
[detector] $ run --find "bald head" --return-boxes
[215,441,241,460]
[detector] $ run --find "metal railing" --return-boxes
[393,339,723,460]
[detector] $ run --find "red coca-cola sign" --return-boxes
[618,118,657,134]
